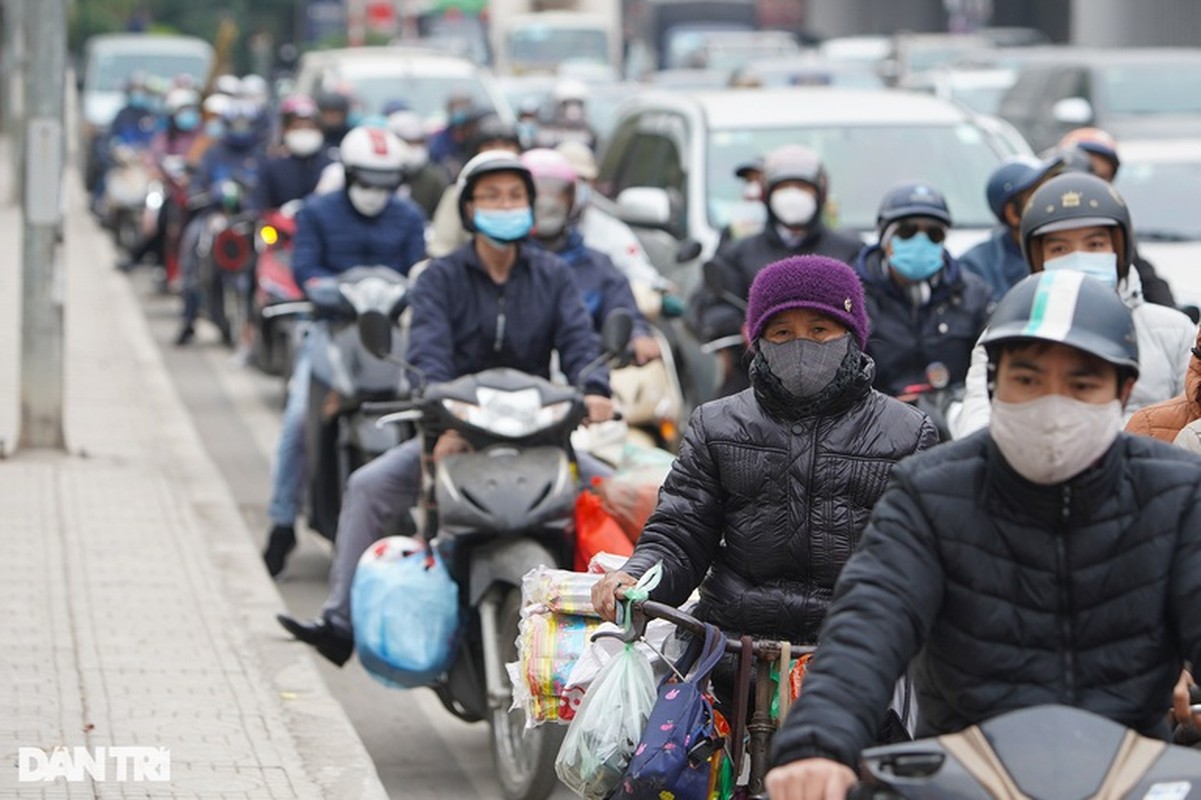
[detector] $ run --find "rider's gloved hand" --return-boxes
[765,758,857,800]
[591,570,637,622]
[584,394,615,424]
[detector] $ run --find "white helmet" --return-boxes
[239,74,269,103]
[552,78,589,104]
[340,125,409,189]
[213,74,242,97]
[386,110,425,143]
[165,87,200,114]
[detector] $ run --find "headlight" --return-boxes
[259,224,279,247]
[442,388,573,438]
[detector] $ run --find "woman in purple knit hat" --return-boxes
[593,254,938,718]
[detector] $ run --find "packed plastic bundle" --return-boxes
[522,564,605,618]
[510,611,602,725]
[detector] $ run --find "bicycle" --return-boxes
[600,595,816,798]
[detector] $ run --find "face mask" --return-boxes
[563,103,584,122]
[534,196,569,240]
[888,232,945,282]
[769,187,818,228]
[173,109,200,132]
[1042,251,1119,290]
[284,128,324,157]
[450,108,471,126]
[473,208,533,243]
[743,183,763,202]
[758,335,850,398]
[518,121,538,143]
[348,185,391,217]
[129,91,150,109]
[990,395,1123,485]
[205,119,225,139]
[405,145,429,170]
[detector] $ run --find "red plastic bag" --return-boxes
[574,491,633,572]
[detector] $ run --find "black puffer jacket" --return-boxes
[620,354,937,645]
[689,223,864,342]
[854,244,994,395]
[772,431,1201,770]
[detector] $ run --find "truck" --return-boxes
[487,0,623,78]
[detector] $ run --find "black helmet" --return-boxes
[316,89,351,115]
[762,144,827,203]
[1019,172,1133,273]
[875,181,952,233]
[456,151,536,232]
[468,113,521,157]
[981,270,1139,379]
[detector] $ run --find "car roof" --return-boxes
[85,33,212,54]
[299,46,480,71]
[1115,138,1201,163]
[626,87,975,128]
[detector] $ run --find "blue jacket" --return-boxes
[407,241,610,396]
[958,227,1027,303]
[109,106,158,148]
[542,229,649,336]
[254,151,331,210]
[192,141,262,211]
[853,244,995,396]
[292,190,427,288]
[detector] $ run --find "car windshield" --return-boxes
[707,123,1005,230]
[1115,160,1201,240]
[1101,63,1201,115]
[507,27,609,67]
[89,52,209,91]
[343,73,498,118]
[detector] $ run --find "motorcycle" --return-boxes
[192,179,258,347]
[895,362,964,442]
[854,704,1201,799]
[143,154,191,293]
[250,202,303,377]
[374,310,634,800]
[263,266,413,543]
[103,144,153,253]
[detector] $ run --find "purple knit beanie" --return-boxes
[745,255,869,348]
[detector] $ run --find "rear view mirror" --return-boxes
[676,239,703,263]
[1052,97,1093,125]
[703,260,747,311]
[616,187,672,228]
[358,310,394,360]
[601,308,634,358]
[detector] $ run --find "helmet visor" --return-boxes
[1031,217,1118,237]
[350,168,403,189]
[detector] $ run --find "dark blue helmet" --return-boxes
[985,155,1063,222]
[875,182,952,233]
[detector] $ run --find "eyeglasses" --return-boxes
[894,221,947,244]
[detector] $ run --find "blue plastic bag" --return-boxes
[351,536,461,689]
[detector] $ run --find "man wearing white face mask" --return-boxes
[766,270,1201,800]
[253,95,331,211]
[261,125,426,578]
[691,143,862,397]
[952,172,1193,438]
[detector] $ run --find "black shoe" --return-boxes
[116,257,135,273]
[276,614,354,667]
[217,321,234,348]
[262,525,296,578]
[174,325,195,346]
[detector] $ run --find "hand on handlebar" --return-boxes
[765,758,857,800]
[1171,668,1201,730]
[591,570,638,623]
[433,430,470,462]
[630,335,662,365]
[584,394,616,425]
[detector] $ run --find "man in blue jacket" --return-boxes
[276,150,614,666]
[261,126,426,577]
[959,154,1062,302]
[252,95,331,211]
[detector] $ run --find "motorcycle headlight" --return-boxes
[442,388,573,438]
[259,224,279,247]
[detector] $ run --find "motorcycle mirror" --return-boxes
[358,310,394,360]
[703,261,747,311]
[676,238,703,263]
[601,308,634,358]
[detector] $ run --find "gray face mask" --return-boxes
[758,335,850,398]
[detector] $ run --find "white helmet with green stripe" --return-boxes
[981,270,1139,379]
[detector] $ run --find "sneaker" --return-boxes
[262,525,296,578]
[174,325,195,346]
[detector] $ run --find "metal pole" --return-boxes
[19,0,66,450]
[5,0,26,201]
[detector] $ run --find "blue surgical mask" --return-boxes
[1042,251,1119,290]
[888,232,945,282]
[474,208,533,244]
[205,119,225,139]
[450,108,471,126]
[129,91,150,109]
[174,109,200,132]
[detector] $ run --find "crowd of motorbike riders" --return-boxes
[93,67,1201,798]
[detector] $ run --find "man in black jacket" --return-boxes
[766,270,1201,800]
[689,144,863,397]
[854,181,994,397]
